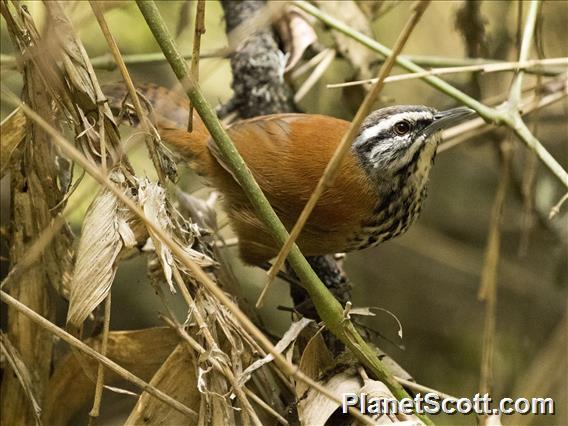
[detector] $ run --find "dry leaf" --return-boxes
[139,180,177,292]
[67,181,136,327]
[484,413,503,425]
[276,5,318,72]
[315,1,376,81]
[358,378,423,425]
[176,188,219,231]
[237,317,313,386]
[296,330,333,397]
[140,180,216,292]
[298,368,362,425]
[126,343,200,425]
[44,327,179,426]
[299,367,423,425]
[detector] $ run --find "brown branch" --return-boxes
[188,0,206,132]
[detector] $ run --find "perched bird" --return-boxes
[104,84,473,265]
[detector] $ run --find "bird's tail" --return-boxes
[102,82,213,175]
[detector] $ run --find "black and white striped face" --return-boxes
[352,105,437,175]
[352,105,474,178]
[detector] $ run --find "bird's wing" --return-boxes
[207,114,377,232]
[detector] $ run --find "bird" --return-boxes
[104,84,474,265]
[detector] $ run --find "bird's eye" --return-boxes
[393,120,411,135]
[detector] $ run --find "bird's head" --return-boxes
[352,105,474,178]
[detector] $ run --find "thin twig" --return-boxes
[509,1,540,108]
[499,3,567,194]
[478,140,511,399]
[258,0,431,309]
[88,293,112,424]
[290,48,333,80]
[293,49,336,102]
[326,57,568,89]
[549,193,568,219]
[478,2,540,401]
[89,0,166,184]
[518,1,546,257]
[188,0,206,132]
[0,290,198,419]
[394,376,457,401]
[97,103,107,174]
[518,90,542,256]
[5,50,563,76]
[438,81,567,153]
[90,51,220,70]
[243,387,289,426]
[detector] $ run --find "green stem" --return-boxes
[502,0,567,188]
[135,1,434,424]
[90,51,219,71]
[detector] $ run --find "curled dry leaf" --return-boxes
[139,180,216,293]
[276,5,319,73]
[237,317,313,386]
[298,367,362,425]
[349,306,404,340]
[359,378,423,425]
[298,366,423,425]
[103,385,138,397]
[296,330,334,398]
[67,178,139,327]
[176,188,219,231]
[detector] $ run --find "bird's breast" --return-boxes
[345,142,435,251]
[346,183,427,251]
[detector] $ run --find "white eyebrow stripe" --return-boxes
[359,111,432,141]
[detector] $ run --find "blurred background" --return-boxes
[1,1,566,425]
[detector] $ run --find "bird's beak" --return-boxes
[424,106,476,137]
